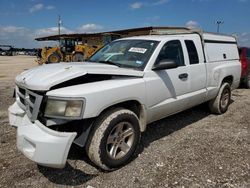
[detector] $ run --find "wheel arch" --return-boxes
[221,75,233,86]
[96,100,147,132]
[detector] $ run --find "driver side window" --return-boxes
[156,40,184,67]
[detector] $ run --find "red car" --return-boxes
[239,47,250,88]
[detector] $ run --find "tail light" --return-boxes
[241,58,247,77]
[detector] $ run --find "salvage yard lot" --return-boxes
[0,56,249,188]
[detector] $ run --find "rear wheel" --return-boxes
[209,82,231,114]
[86,108,141,171]
[72,53,84,62]
[47,53,61,63]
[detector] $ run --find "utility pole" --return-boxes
[216,20,224,33]
[58,15,62,36]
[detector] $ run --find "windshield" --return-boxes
[89,39,159,70]
[59,39,65,47]
[59,39,75,47]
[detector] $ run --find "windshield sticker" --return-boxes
[129,47,147,54]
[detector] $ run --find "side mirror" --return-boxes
[152,60,178,70]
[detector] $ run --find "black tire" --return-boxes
[86,108,141,171]
[47,53,61,63]
[72,53,84,62]
[209,82,231,114]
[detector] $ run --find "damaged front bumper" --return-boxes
[8,102,77,168]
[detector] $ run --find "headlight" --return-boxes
[44,98,84,119]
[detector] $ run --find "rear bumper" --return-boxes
[8,102,77,168]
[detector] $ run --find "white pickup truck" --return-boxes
[8,28,241,171]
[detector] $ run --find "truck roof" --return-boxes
[118,32,237,43]
[118,35,179,41]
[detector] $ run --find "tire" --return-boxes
[47,53,61,63]
[209,82,231,114]
[72,53,84,62]
[86,108,141,171]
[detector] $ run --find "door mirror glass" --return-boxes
[152,60,178,70]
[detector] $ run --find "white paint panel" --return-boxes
[205,43,239,62]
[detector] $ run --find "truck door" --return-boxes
[184,38,207,107]
[145,40,190,123]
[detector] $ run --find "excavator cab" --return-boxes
[102,33,121,44]
[60,39,75,54]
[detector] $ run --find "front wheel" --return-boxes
[209,82,231,114]
[47,53,61,63]
[86,108,141,171]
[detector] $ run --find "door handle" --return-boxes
[178,73,188,80]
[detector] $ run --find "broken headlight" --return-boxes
[44,97,84,119]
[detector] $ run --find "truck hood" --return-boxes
[16,62,144,91]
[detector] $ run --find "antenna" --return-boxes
[215,20,224,33]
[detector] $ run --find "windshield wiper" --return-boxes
[97,60,120,67]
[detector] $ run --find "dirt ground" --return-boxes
[0,56,249,188]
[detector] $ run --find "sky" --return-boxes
[0,0,250,48]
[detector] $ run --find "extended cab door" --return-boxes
[183,36,207,107]
[144,40,191,123]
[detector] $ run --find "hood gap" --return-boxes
[50,74,113,90]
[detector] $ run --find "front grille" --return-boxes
[16,85,43,122]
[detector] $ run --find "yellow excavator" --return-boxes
[37,38,101,64]
[37,33,121,65]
